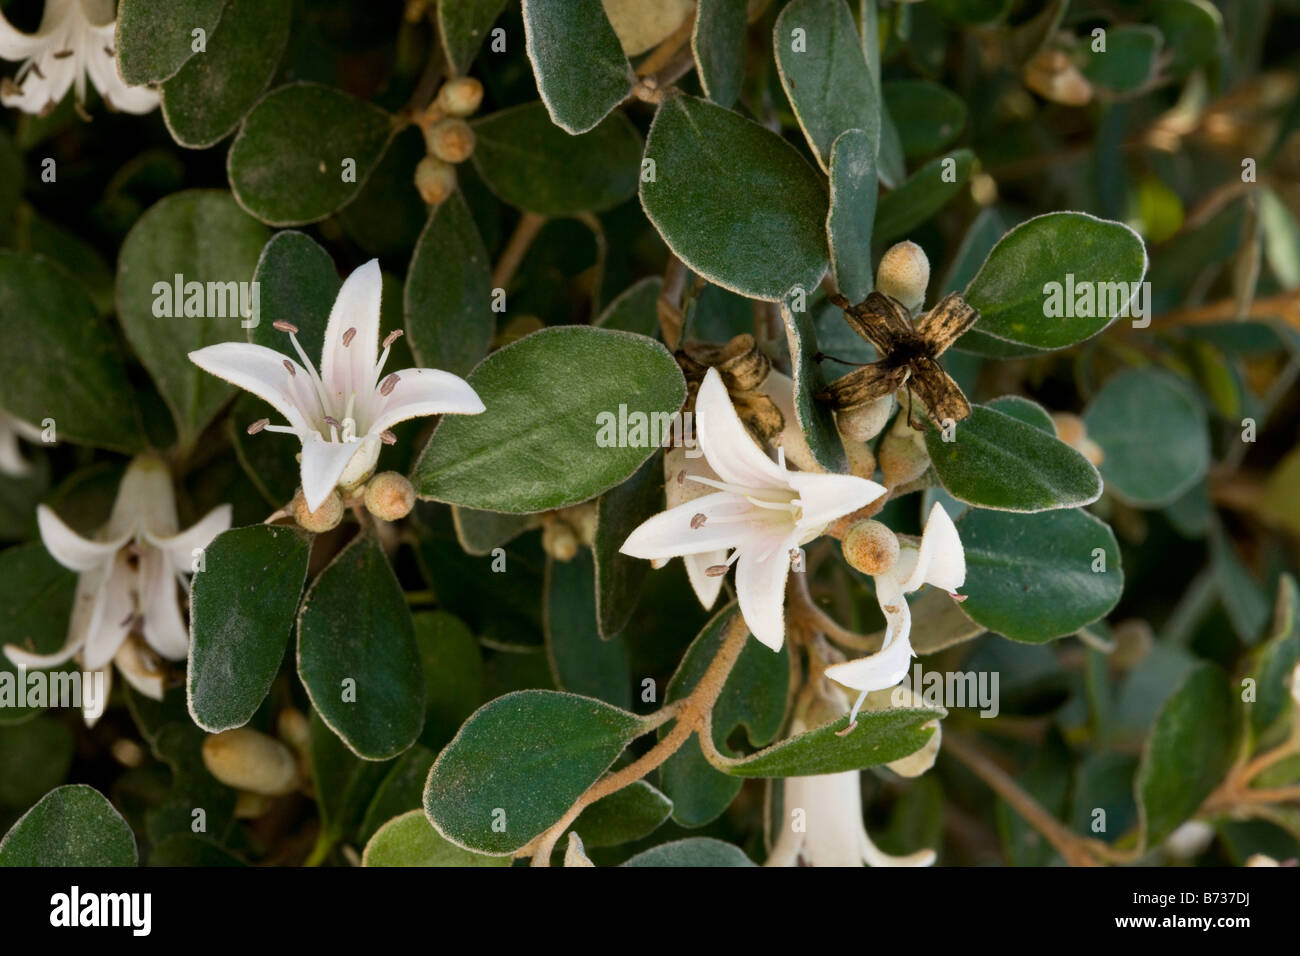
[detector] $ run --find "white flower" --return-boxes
[2,455,231,723]
[621,367,885,651]
[825,502,966,721]
[765,718,935,868]
[188,259,485,513]
[0,0,158,116]
[0,411,42,477]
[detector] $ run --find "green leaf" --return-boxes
[405,192,494,379]
[523,0,634,134]
[363,809,510,866]
[985,395,1054,433]
[959,212,1149,354]
[228,83,395,227]
[594,452,663,638]
[161,0,293,149]
[250,231,340,361]
[298,535,424,760]
[1084,368,1210,508]
[423,689,648,855]
[359,745,437,844]
[782,300,849,471]
[570,780,672,848]
[116,190,270,451]
[437,0,511,74]
[309,710,394,847]
[926,404,1102,512]
[1210,525,1270,645]
[775,0,879,173]
[450,507,536,557]
[1152,0,1222,78]
[957,507,1123,643]
[1251,576,1300,739]
[0,543,78,725]
[622,836,756,866]
[641,94,829,301]
[928,0,1011,24]
[188,525,311,732]
[883,80,967,161]
[0,131,22,244]
[545,549,630,707]
[874,149,973,244]
[413,326,685,513]
[693,0,748,109]
[0,718,74,808]
[0,252,141,452]
[827,128,878,303]
[1136,663,1238,846]
[414,611,486,752]
[726,707,941,777]
[472,102,642,216]
[596,277,662,337]
[0,785,136,866]
[149,834,246,866]
[1082,25,1162,94]
[115,0,228,85]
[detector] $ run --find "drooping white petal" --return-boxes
[823,598,914,693]
[787,470,885,534]
[84,22,158,113]
[37,504,127,572]
[735,533,797,651]
[620,492,763,561]
[365,367,485,436]
[0,416,31,476]
[683,550,728,610]
[113,639,165,700]
[321,259,383,410]
[146,504,232,573]
[82,552,135,670]
[300,433,364,512]
[0,5,55,59]
[695,367,788,490]
[139,548,189,660]
[860,828,936,867]
[188,342,317,434]
[788,771,870,867]
[902,502,965,594]
[105,455,178,540]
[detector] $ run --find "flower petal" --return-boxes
[823,598,914,693]
[321,259,382,409]
[189,342,316,433]
[735,533,797,651]
[903,502,965,594]
[0,419,31,476]
[85,23,158,113]
[37,504,126,572]
[620,492,758,561]
[82,553,134,670]
[366,367,485,436]
[788,470,885,533]
[139,549,189,660]
[695,367,787,489]
[146,504,232,572]
[861,828,935,867]
[300,433,363,512]
[113,639,165,700]
[683,550,728,610]
[0,8,50,59]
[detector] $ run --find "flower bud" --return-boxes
[364,471,415,521]
[202,728,300,797]
[564,502,598,548]
[436,77,484,117]
[415,155,456,205]
[425,117,475,164]
[841,434,877,480]
[876,241,930,313]
[1051,412,1104,466]
[1023,48,1093,107]
[292,487,343,533]
[276,707,311,755]
[836,395,894,443]
[542,519,579,562]
[879,429,931,489]
[841,520,899,576]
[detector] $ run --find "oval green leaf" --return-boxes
[0,785,136,866]
[523,0,633,134]
[362,809,509,867]
[874,149,974,244]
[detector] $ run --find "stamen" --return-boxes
[273,320,299,334]
[283,360,296,377]
[104,45,115,57]
[30,63,44,79]
[380,372,400,396]
[53,49,74,59]
[380,429,397,445]
[342,327,357,347]
[676,470,685,486]
[690,513,707,529]
[382,329,404,349]
[323,416,340,429]
[950,592,968,603]
[705,565,729,577]
[247,418,270,435]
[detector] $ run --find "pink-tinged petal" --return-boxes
[189,342,316,433]
[321,259,382,408]
[620,492,758,561]
[695,368,788,490]
[824,599,914,693]
[139,549,188,660]
[145,504,232,572]
[113,641,164,700]
[366,367,485,436]
[683,550,728,610]
[788,471,885,532]
[903,502,965,594]
[735,533,797,651]
[37,504,126,572]
[861,829,935,867]
[82,553,134,670]
[300,434,363,512]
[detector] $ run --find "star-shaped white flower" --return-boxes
[621,366,885,651]
[189,259,485,512]
[0,0,158,116]
[2,455,230,723]
[825,502,966,721]
[0,410,41,477]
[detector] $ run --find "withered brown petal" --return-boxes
[816,361,908,411]
[913,292,980,356]
[734,393,785,444]
[908,356,971,424]
[831,291,915,355]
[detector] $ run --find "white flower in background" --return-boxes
[826,502,966,722]
[765,717,935,868]
[189,260,485,512]
[0,410,42,477]
[0,0,158,116]
[2,455,230,723]
[622,367,885,651]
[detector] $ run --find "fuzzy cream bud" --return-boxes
[841,520,900,576]
[202,728,300,797]
[364,471,415,521]
[436,77,484,117]
[426,117,475,164]
[876,241,931,313]
[415,155,457,205]
[292,488,343,533]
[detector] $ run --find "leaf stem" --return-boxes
[491,211,547,292]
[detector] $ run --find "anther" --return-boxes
[323,416,340,429]
[382,329,404,349]
[342,327,357,347]
[247,418,270,435]
[380,430,398,445]
[283,360,296,376]
[273,320,299,334]
[690,513,707,529]
[380,373,400,396]
[705,565,729,577]
[53,49,73,59]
